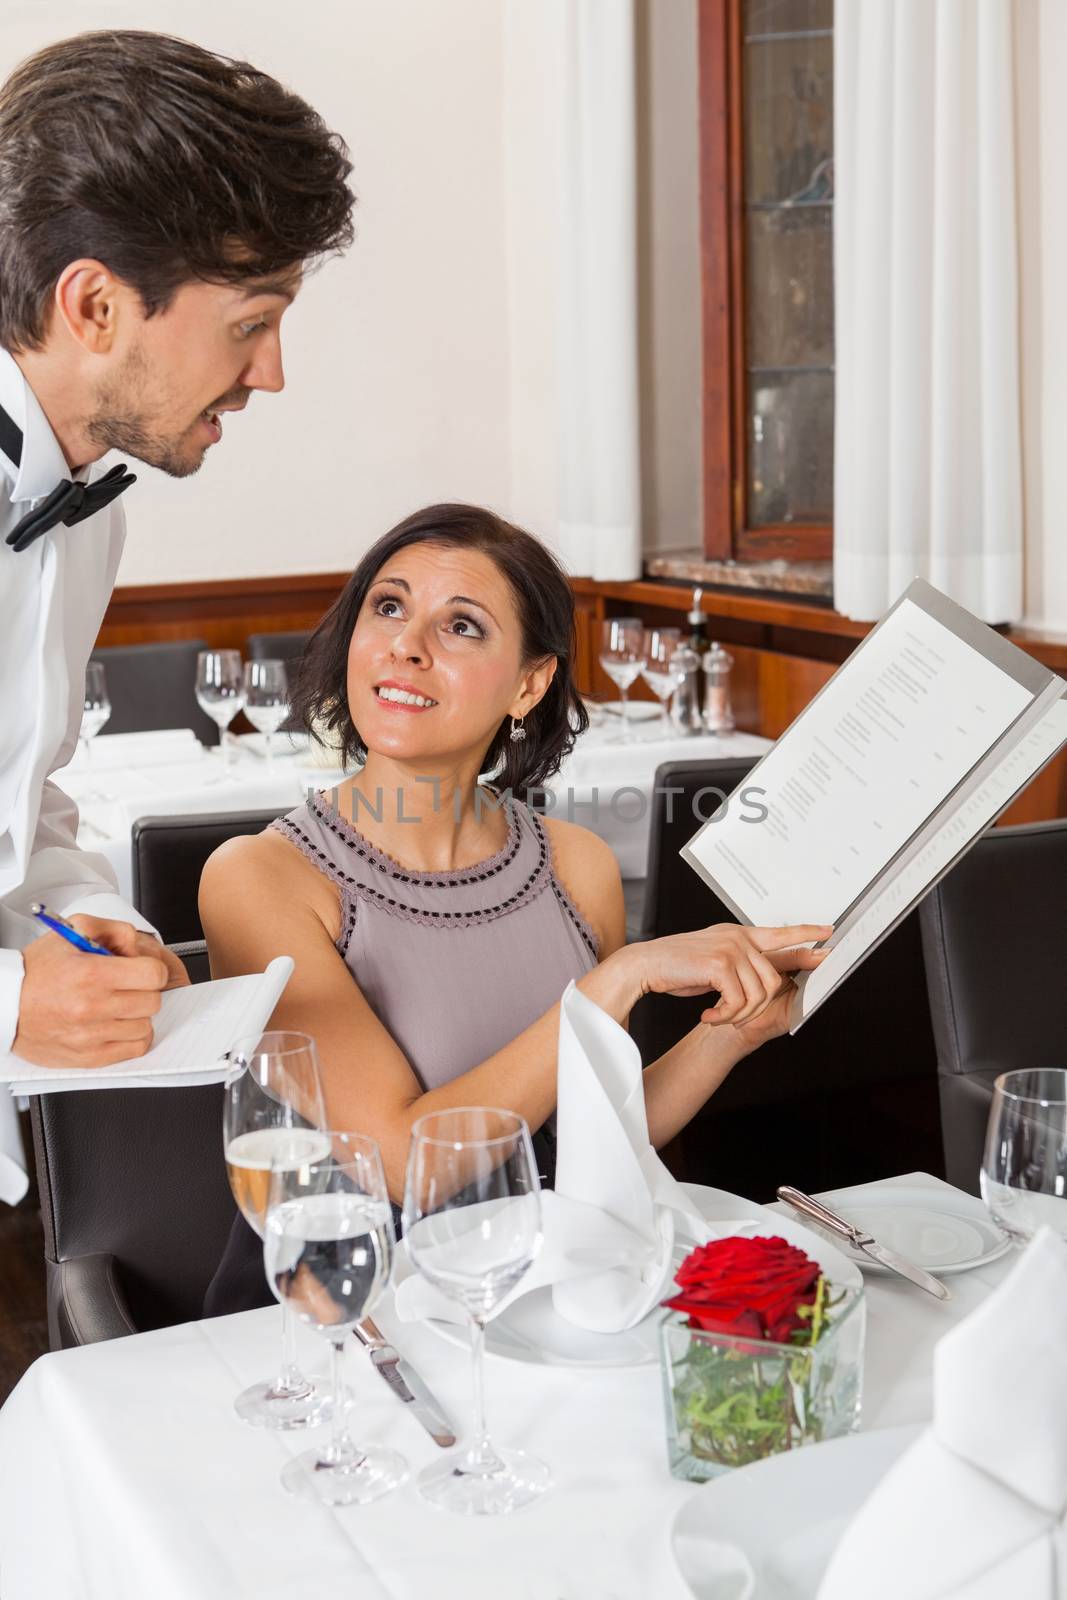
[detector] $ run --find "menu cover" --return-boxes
[680,580,1067,1031]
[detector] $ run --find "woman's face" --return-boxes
[346,541,548,769]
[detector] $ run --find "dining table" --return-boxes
[0,1172,1014,1599]
[64,715,773,899]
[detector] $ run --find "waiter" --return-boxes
[0,30,355,1199]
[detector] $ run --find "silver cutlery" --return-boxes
[776,1186,952,1301]
[352,1317,457,1447]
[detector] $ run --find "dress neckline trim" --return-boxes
[308,789,521,886]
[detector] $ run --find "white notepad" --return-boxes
[0,956,294,1095]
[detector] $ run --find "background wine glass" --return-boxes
[223,1031,330,1429]
[598,618,647,743]
[77,662,112,802]
[265,1131,406,1506]
[402,1107,549,1515]
[195,649,245,767]
[242,658,289,763]
[641,627,684,736]
[980,1068,1067,1245]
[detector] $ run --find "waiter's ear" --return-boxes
[50,259,129,354]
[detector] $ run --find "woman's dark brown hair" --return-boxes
[292,504,590,794]
[0,30,355,350]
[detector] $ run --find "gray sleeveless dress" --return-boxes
[203,790,599,1315]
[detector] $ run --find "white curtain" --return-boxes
[554,0,642,580]
[834,0,1023,623]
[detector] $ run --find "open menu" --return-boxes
[681,580,1067,1032]
[0,956,294,1095]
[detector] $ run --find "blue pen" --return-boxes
[30,902,116,956]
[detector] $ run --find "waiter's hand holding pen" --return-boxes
[10,904,190,1071]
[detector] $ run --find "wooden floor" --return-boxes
[0,1115,49,1404]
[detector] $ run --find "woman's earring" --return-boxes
[509,715,527,743]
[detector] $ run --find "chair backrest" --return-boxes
[247,630,311,665]
[90,638,217,745]
[131,808,288,945]
[30,940,237,1340]
[920,819,1067,1078]
[632,758,942,1197]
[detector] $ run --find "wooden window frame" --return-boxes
[698,0,832,564]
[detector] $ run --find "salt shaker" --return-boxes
[701,640,735,733]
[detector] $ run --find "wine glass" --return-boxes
[980,1068,1067,1245]
[264,1130,407,1506]
[641,627,684,736]
[242,659,289,763]
[77,662,112,801]
[196,649,245,766]
[598,619,647,743]
[402,1107,548,1515]
[223,1032,330,1428]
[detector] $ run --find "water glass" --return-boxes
[223,1032,329,1428]
[196,649,245,765]
[598,619,646,743]
[641,627,684,736]
[981,1068,1067,1244]
[265,1131,407,1506]
[243,659,289,762]
[402,1107,549,1515]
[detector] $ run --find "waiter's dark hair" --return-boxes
[292,504,589,794]
[0,30,355,350]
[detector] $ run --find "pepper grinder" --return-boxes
[701,640,735,734]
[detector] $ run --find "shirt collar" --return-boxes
[0,346,93,501]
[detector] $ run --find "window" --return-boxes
[699,0,834,562]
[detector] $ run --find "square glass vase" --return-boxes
[659,1285,866,1482]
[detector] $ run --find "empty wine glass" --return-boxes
[80,661,111,755]
[77,662,112,801]
[196,649,245,766]
[641,627,684,736]
[242,659,289,763]
[598,619,647,743]
[403,1107,548,1515]
[265,1130,407,1506]
[980,1068,1067,1245]
[224,1032,330,1429]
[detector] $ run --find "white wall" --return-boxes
[2,0,540,585]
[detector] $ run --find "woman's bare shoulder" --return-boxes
[539,813,624,957]
[200,823,341,938]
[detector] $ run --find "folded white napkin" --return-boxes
[65,727,203,772]
[394,980,713,1334]
[818,1226,1067,1600]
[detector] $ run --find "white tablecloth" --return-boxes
[0,1174,1014,1599]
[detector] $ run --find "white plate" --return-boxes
[424,1183,862,1369]
[814,1184,1010,1275]
[670,1424,922,1600]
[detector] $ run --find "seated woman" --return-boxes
[200,503,828,1311]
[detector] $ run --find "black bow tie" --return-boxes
[1,401,135,554]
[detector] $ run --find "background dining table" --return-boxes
[0,1173,1014,1599]
[64,715,773,899]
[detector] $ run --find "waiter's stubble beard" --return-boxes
[85,343,219,478]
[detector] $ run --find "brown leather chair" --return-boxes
[920,818,1067,1195]
[30,941,239,1348]
[629,758,944,1200]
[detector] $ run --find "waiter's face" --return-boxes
[85,271,300,477]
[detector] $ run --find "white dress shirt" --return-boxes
[0,347,155,1202]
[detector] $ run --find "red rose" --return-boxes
[662,1234,822,1344]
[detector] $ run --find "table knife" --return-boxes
[352,1318,457,1447]
[776,1186,952,1301]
